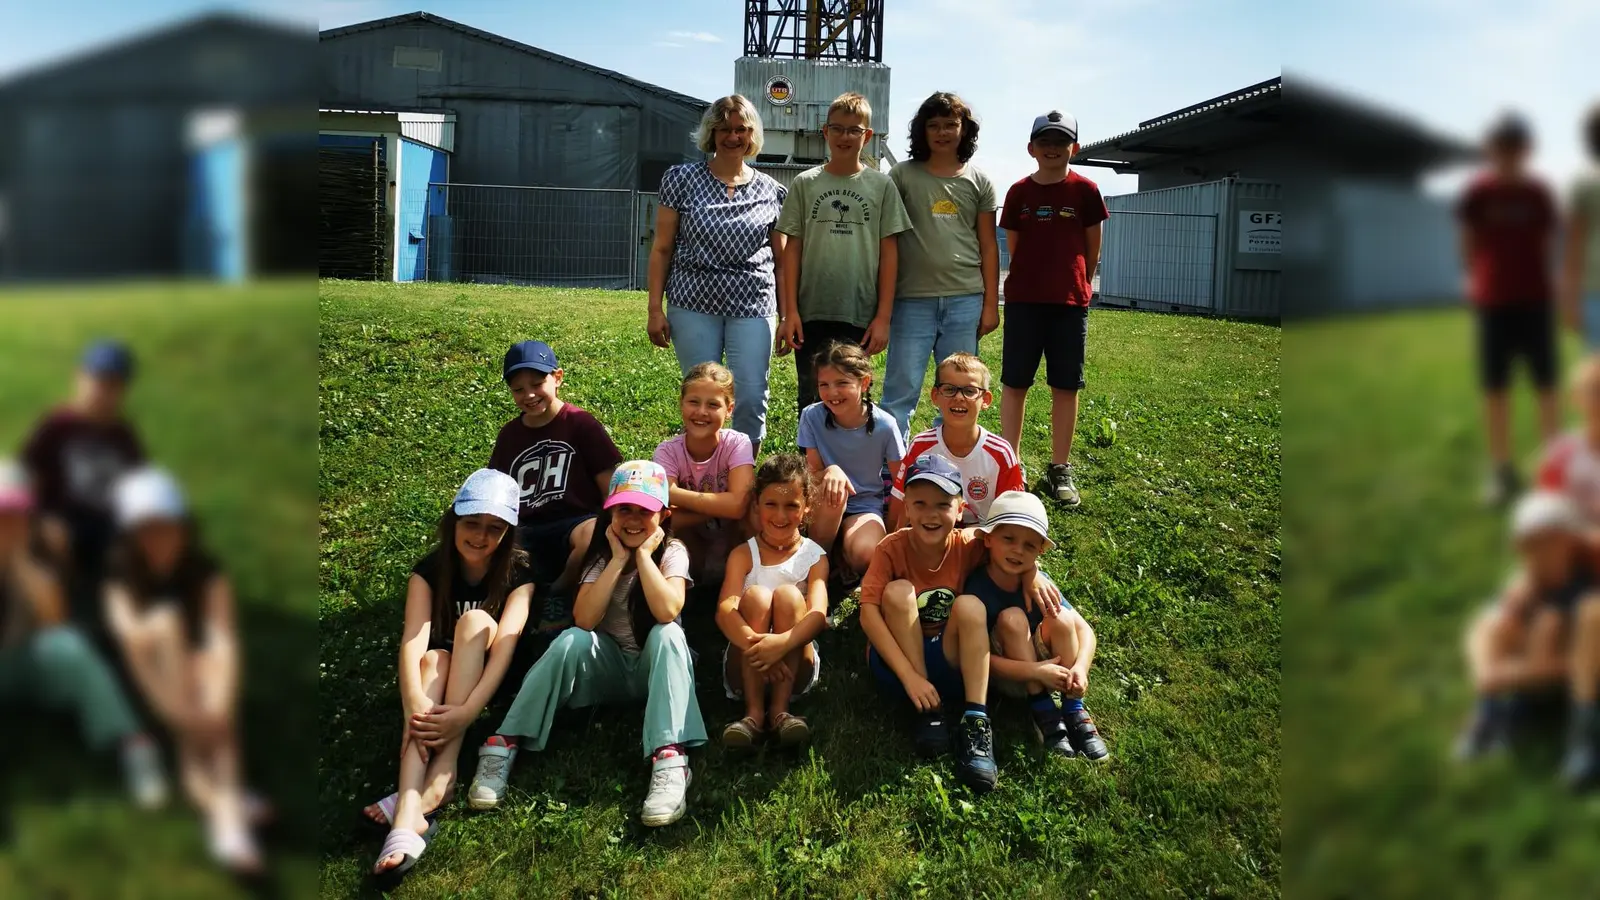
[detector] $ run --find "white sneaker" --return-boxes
[122,735,169,810]
[468,737,518,810]
[639,749,690,826]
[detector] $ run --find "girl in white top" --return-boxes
[715,453,830,749]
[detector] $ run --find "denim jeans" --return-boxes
[1585,291,1600,351]
[881,294,984,438]
[666,305,777,447]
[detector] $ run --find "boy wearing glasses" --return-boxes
[888,353,1023,529]
[775,92,913,412]
[999,111,1108,507]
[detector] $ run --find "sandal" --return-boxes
[360,786,447,829]
[371,816,438,889]
[721,716,765,751]
[772,712,812,748]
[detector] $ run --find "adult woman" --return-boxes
[646,95,788,453]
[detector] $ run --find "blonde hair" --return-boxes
[828,92,872,128]
[695,95,764,158]
[935,352,991,390]
[681,361,736,405]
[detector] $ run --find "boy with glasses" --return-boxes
[775,92,913,412]
[999,111,1108,507]
[888,353,1023,529]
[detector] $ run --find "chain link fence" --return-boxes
[417,184,645,289]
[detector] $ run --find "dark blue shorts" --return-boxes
[867,631,966,708]
[516,514,596,585]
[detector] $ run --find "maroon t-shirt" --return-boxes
[999,170,1110,307]
[1456,173,1557,309]
[487,403,623,526]
[20,407,145,521]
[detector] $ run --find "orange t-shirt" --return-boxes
[860,528,989,635]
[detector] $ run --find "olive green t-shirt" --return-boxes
[889,161,998,298]
[1575,171,1600,293]
[776,166,913,327]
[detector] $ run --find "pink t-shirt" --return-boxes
[652,430,755,495]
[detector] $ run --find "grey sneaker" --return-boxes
[468,737,517,810]
[122,735,169,810]
[1045,463,1081,507]
[640,749,691,826]
[1481,464,1520,509]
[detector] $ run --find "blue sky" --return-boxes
[3,0,1594,198]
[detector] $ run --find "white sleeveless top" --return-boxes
[743,536,826,591]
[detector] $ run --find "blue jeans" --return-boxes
[666,305,777,447]
[1585,291,1600,351]
[881,294,983,439]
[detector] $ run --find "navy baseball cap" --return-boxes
[81,340,134,380]
[1030,110,1078,142]
[904,453,963,496]
[503,340,560,381]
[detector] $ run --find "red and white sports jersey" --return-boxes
[891,426,1025,525]
[1537,431,1600,524]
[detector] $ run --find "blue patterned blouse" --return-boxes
[659,161,787,319]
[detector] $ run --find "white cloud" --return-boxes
[666,30,722,43]
[653,41,685,48]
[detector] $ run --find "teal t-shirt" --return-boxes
[777,166,913,327]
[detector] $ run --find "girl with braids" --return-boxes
[368,468,533,886]
[797,340,906,581]
[467,461,706,828]
[716,453,830,749]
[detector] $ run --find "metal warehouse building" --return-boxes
[319,11,709,286]
[1074,75,1475,319]
[0,13,313,281]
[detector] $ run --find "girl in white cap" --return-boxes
[365,468,533,887]
[103,465,268,874]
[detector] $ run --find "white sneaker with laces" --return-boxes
[639,750,690,826]
[468,738,518,810]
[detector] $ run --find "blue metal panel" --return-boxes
[397,138,447,281]
[187,136,245,281]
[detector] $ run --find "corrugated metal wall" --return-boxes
[734,58,891,165]
[1220,179,1281,319]
[1329,180,1458,309]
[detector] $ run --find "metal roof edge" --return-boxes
[320,11,709,111]
[1077,78,1281,157]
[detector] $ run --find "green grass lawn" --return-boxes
[1285,309,1600,897]
[0,281,318,898]
[319,281,1280,898]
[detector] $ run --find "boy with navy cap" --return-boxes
[487,340,623,631]
[858,453,1064,793]
[998,110,1109,508]
[19,339,146,629]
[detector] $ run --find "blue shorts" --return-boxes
[867,631,965,708]
[516,514,596,585]
[1585,291,1600,351]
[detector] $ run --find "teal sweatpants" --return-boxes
[0,626,141,750]
[497,623,707,759]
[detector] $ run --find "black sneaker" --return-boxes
[1035,717,1076,759]
[1560,707,1600,791]
[1044,463,1080,507]
[954,714,998,793]
[1454,704,1509,761]
[914,710,949,758]
[1065,706,1109,760]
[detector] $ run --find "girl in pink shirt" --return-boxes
[652,363,757,582]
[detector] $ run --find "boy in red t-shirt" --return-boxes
[1456,112,1560,506]
[998,111,1108,508]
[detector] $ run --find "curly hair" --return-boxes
[907,92,979,163]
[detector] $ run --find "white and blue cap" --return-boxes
[453,468,521,527]
[903,453,963,497]
[978,489,1055,549]
[114,466,187,529]
[1511,490,1581,542]
[1030,110,1078,142]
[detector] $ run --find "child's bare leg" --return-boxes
[841,514,886,577]
[942,594,991,703]
[1466,603,1526,693]
[767,584,808,717]
[376,649,448,873]
[880,580,929,678]
[1000,385,1028,454]
[420,610,497,804]
[736,585,774,725]
[1050,388,1079,465]
[994,607,1044,694]
[1502,607,1570,691]
[1537,388,1561,446]
[1044,610,1083,697]
[810,492,846,557]
[1485,390,1512,468]
[1570,594,1600,706]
